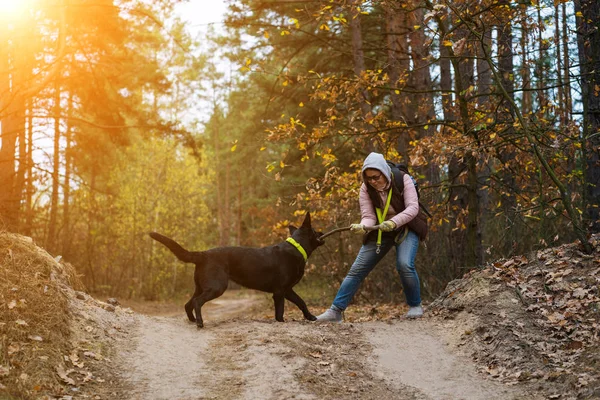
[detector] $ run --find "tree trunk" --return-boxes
[47,80,62,253]
[554,4,565,125]
[0,37,18,229]
[439,9,454,122]
[385,4,410,157]
[519,5,532,116]
[408,6,435,139]
[476,24,492,108]
[497,1,518,255]
[535,5,547,110]
[575,0,600,233]
[349,0,375,152]
[561,2,572,120]
[349,0,371,120]
[24,99,34,236]
[62,91,73,256]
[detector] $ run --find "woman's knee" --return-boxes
[347,263,370,279]
[396,259,415,274]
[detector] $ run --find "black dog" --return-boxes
[149,212,324,328]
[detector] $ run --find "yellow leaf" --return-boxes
[319,24,330,31]
[299,102,304,107]
[394,90,400,94]
[282,81,288,86]
[280,160,285,168]
[442,40,453,47]
[576,11,583,17]
[246,58,251,66]
[490,133,496,139]
[280,30,290,36]
[260,146,266,151]
[414,25,421,30]
[231,144,237,152]
[264,31,270,39]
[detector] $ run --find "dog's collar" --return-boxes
[286,238,308,262]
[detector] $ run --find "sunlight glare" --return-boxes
[0,0,29,19]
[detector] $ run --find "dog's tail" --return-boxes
[149,232,194,263]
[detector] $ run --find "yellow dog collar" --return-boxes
[286,238,308,262]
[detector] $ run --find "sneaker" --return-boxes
[406,305,423,319]
[315,307,343,323]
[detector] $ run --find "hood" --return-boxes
[361,152,392,184]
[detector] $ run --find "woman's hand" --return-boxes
[350,224,366,234]
[379,220,396,232]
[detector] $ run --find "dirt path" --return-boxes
[106,292,545,400]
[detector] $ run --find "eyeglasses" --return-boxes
[365,173,383,182]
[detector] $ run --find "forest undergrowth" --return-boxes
[0,231,599,399]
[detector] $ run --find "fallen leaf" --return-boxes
[8,343,20,355]
[0,366,9,377]
[28,335,43,342]
[56,364,75,385]
[15,319,28,326]
[317,361,330,366]
[8,300,16,309]
[563,341,584,350]
[309,352,322,359]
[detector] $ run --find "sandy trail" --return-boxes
[116,293,537,400]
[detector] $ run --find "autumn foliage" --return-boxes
[0,0,598,301]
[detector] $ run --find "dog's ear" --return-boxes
[301,212,312,228]
[288,225,298,235]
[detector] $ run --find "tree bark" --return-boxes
[439,9,454,122]
[561,2,572,120]
[575,0,600,233]
[497,0,518,255]
[385,3,410,157]
[62,91,74,256]
[349,0,371,120]
[408,6,435,138]
[47,80,62,253]
[0,34,26,231]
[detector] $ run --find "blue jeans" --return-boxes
[332,230,421,309]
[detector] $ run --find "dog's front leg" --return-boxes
[273,292,285,322]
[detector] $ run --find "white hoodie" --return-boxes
[358,152,419,228]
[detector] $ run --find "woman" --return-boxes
[316,152,426,322]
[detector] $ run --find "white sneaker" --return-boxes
[406,305,423,319]
[315,308,343,323]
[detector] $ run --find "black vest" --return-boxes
[364,172,428,241]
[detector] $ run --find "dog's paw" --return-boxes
[196,322,204,329]
[307,315,317,321]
